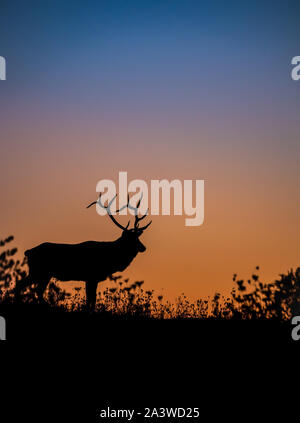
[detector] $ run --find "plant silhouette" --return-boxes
[2,235,300,320]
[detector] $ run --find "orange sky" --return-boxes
[1,122,299,301]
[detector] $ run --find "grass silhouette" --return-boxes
[1,235,300,321]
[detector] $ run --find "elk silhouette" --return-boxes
[16,194,151,310]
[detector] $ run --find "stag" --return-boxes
[16,195,151,309]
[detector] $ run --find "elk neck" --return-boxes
[113,235,140,268]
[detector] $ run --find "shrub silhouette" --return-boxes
[231,266,300,319]
[1,235,299,320]
[0,236,27,302]
[0,236,69,306]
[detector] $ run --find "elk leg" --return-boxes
[86,281,98,311]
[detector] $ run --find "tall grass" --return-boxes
[1,236,300,320]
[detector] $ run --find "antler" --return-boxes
[87,193,152,232]
[132,195,152,231]
[119,193,152,231]
[87,194,130,231]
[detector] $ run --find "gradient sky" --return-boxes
[1,0,300,300]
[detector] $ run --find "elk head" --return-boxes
[87,193,152,252]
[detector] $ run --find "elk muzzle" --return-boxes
[138,239,146,252]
